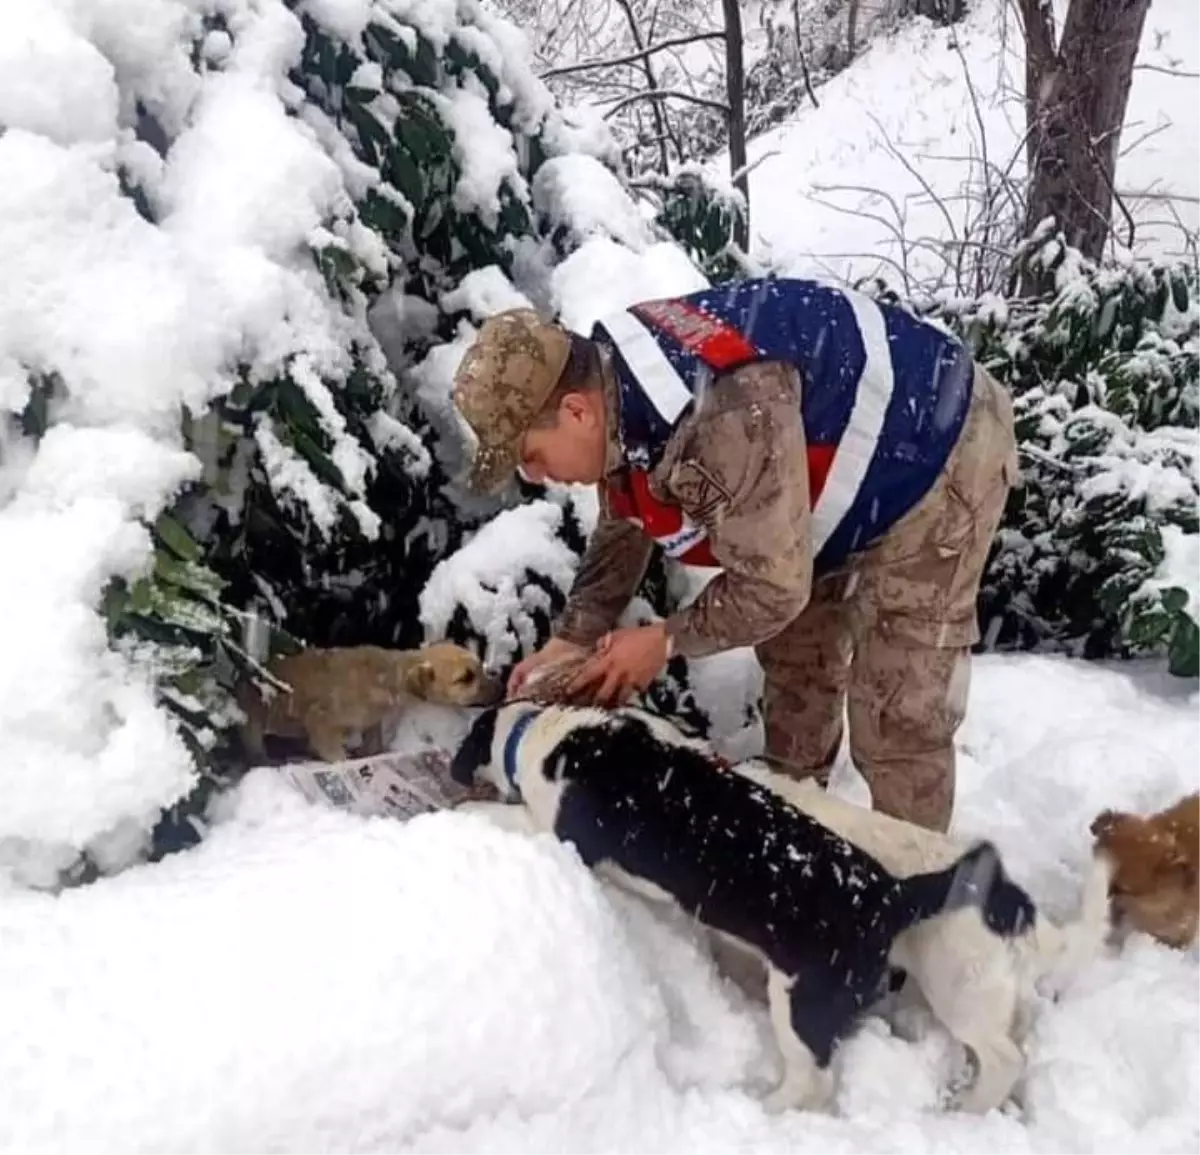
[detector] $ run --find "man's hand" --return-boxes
[566,623,671,707]
[507,637,588,699]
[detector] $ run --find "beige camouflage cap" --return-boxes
[451,308,572,493]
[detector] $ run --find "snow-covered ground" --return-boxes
[740,0,1200,286]
[0,653,1196,1153]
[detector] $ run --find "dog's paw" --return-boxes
[762,1070,833,1115]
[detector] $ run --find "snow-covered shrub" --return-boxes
[635,168,750,280]
[898,238,1199,676]
[0,0,707,884]
[420,493,590,678]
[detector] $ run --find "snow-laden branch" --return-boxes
[539,31,725,79]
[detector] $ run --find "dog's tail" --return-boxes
[894,840,1039,938]
[1018,851,1113,995]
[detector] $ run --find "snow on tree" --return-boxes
[419,490,591,675]
[0,0,712,885]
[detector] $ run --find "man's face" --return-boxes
[518,391,607,486]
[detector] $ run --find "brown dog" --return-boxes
[238,641,502,763]
[1090,791,1199,950]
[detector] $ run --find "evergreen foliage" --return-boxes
[864,231,1199,676]
[99,0,658,851]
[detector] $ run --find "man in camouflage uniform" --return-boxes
[451,278,1018,832]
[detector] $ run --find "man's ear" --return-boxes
[559,391,599,429]
[405,660,435,698]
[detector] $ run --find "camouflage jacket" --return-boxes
[554,357,814,659]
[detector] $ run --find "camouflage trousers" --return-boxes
[756,365,1019,832]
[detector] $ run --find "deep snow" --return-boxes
[0,654,1195,1153]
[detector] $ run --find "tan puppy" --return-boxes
[238,641,502,763]
[1090,791,1199,950]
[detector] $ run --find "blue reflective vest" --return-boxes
[589,277,974,572]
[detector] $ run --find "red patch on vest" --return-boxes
[605,471,719,568]
[606,442,837,570]
[807,443,836,502]
[632,300,758,370]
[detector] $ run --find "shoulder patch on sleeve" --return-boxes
[670,460,732,521]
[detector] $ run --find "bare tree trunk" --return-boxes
[720,0,749,251]
[1019,0,1058,176]
[847,0,860,58]
[1019,0,1152,295]
[792,0,819,108]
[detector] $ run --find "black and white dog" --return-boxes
[450,701,1043,1114]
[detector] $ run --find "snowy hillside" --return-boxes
[0,655,1196,1152]
[736,0,1199,287]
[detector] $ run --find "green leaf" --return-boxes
[272,377,327,443]
[154,511,203,562]
[127,579,228,637]
[1170,268,1191,314]
[360,189,409,241]
[153,551,226,601]
[345,99,391,169]
[412,32,439,87]
[1168,614,1199,677]
[385,148,424,208]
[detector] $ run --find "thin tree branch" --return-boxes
[948,32,995,294]
[1116,190,1200,204]
[1119,118,1173,159]
[731,149,781,185]
[802,184,914,290]
[1082,129,1138,252]
[810,250,915,297]
[1133,63,1200,79]
[601,89,731,119]
[538,30,725,78]
[865,111,960,255]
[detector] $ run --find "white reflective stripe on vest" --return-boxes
[657,518,709,559]
[601,308,693,423]
[809,289,895,555]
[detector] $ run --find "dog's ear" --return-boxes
[1090,809,1125,842]
[451,707,500,786]
[405,659,435,698]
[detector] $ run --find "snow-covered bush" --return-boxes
[635,168,750,280]
[420,493,590,677]
[890,236,1200,676]
[0,0,710,884]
